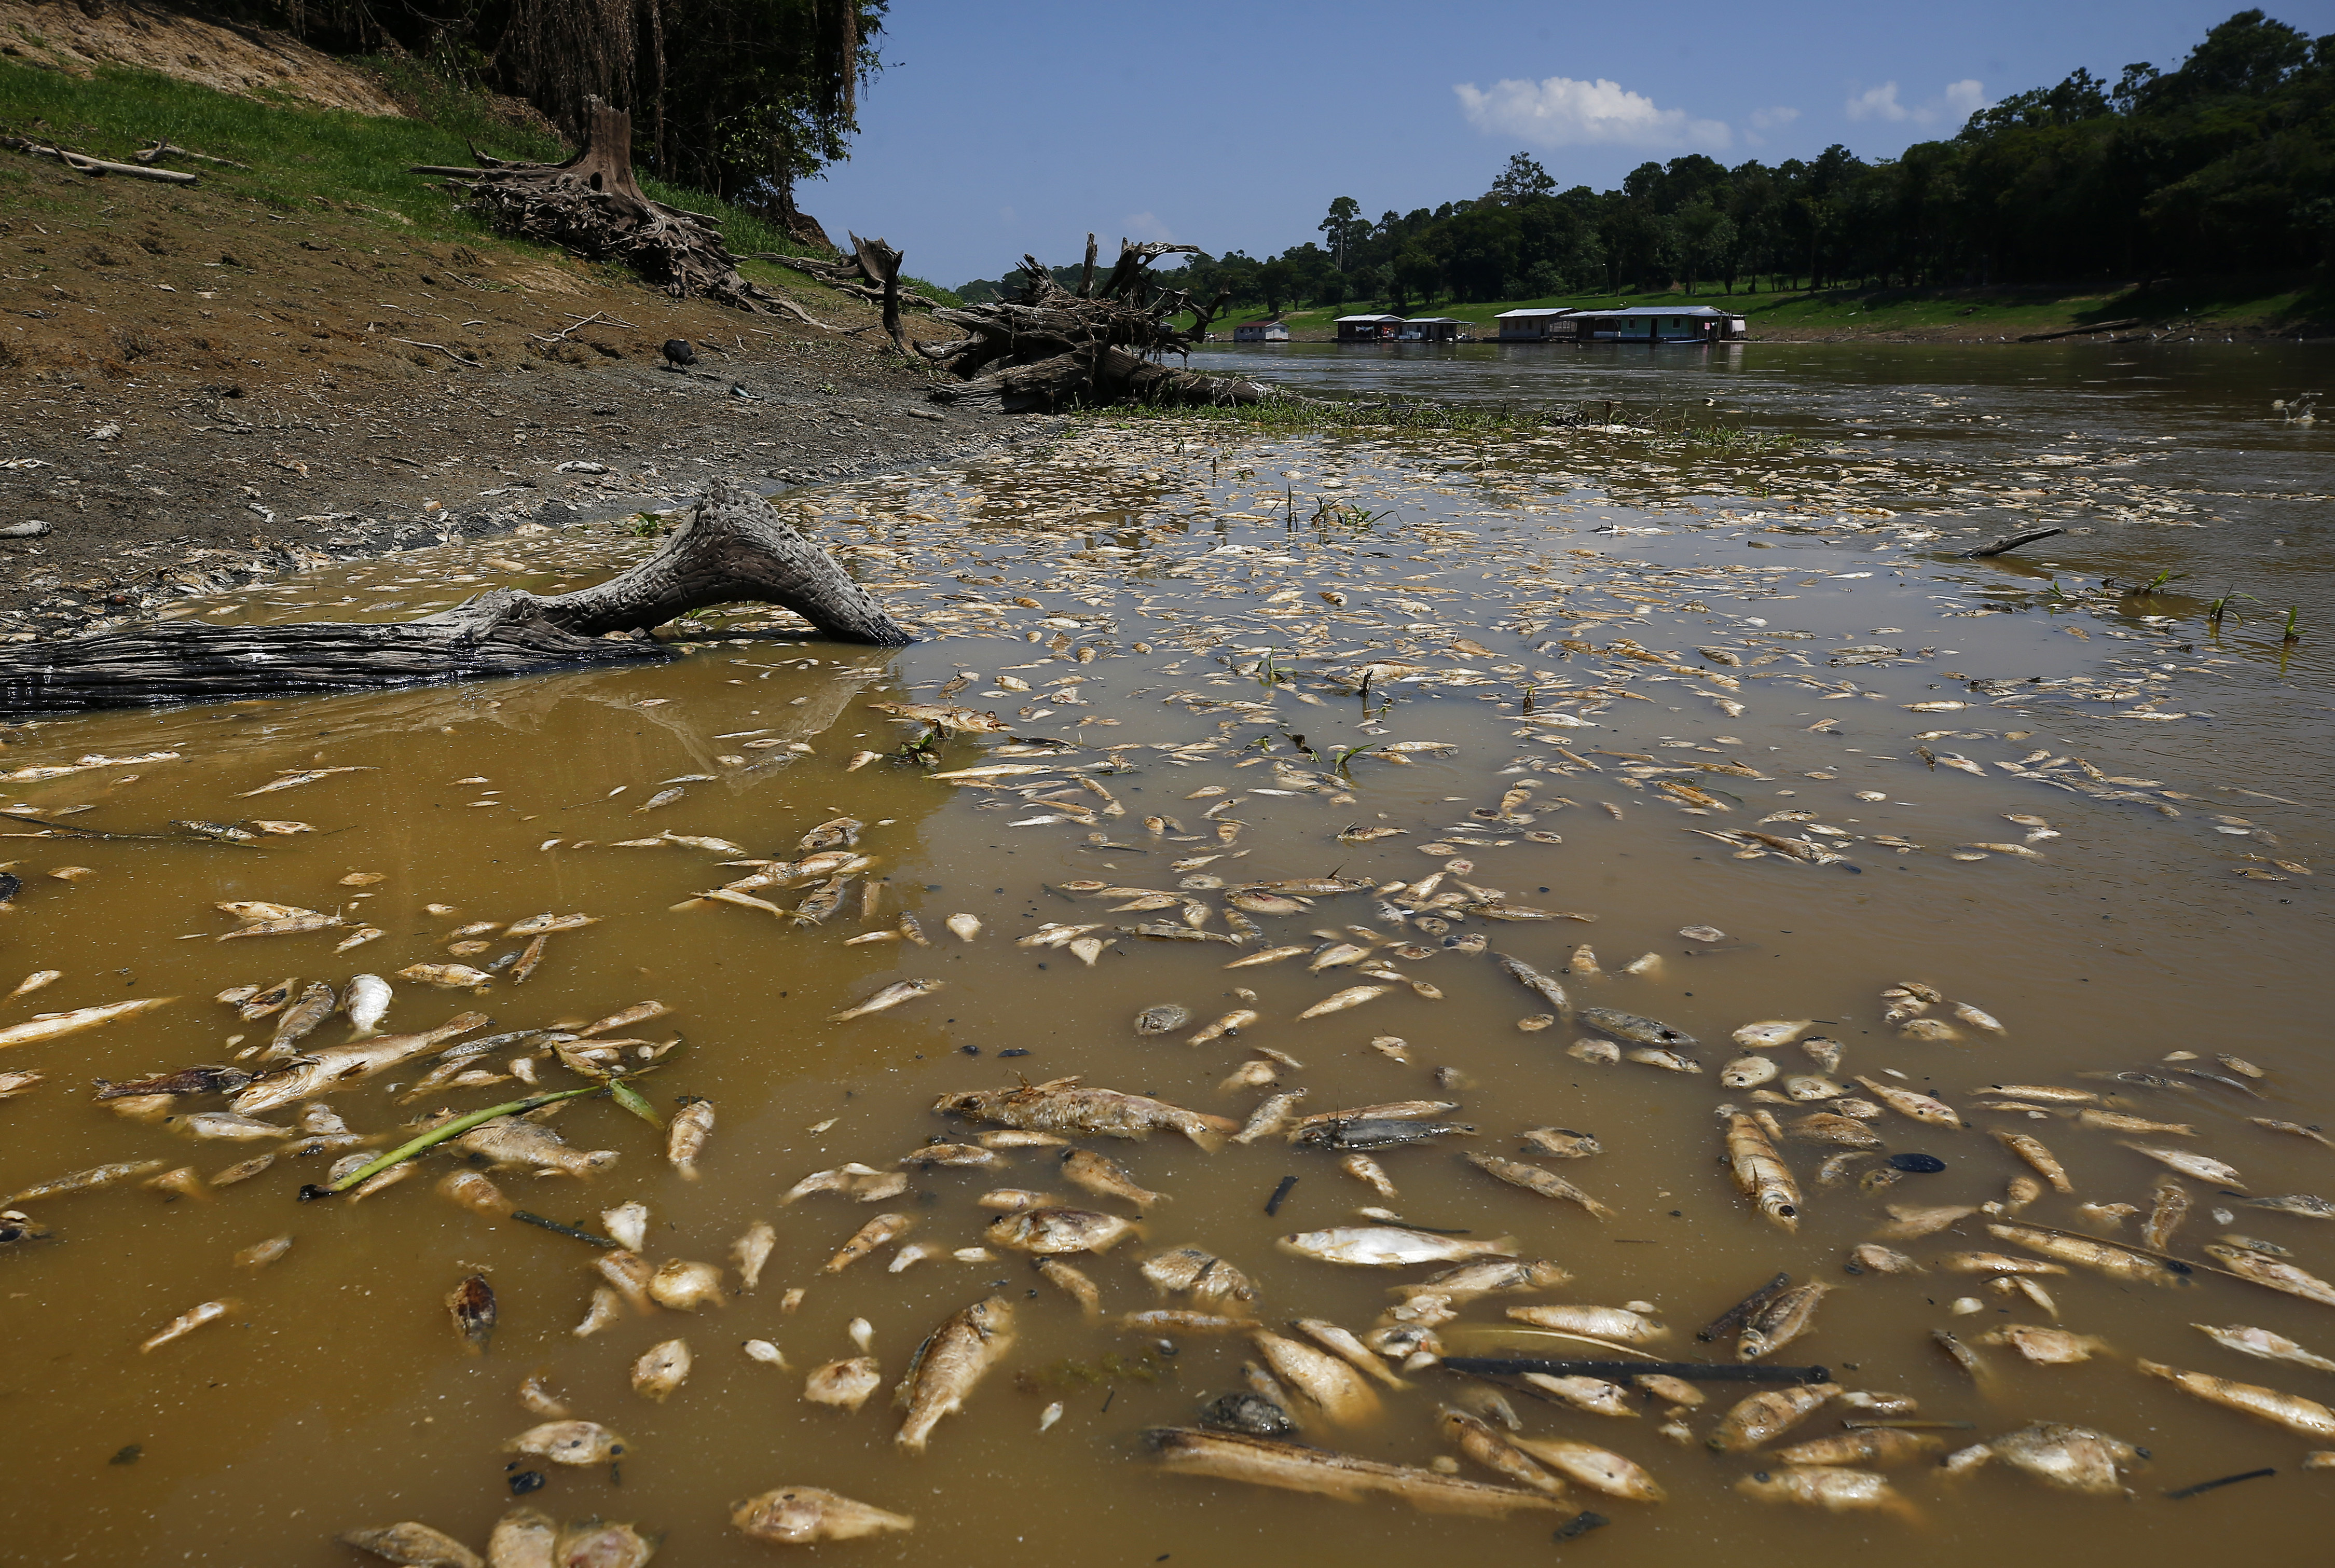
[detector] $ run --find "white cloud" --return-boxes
[1845,79,1989,126]
[1454,76,1730,151]
[1846,81,1911,122]
[1748,105,1801,131]
[1122,211,1177,243]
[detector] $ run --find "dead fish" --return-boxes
[663,1098,714,1180]
[2251,1119,2335,1149]
[1519,1127,1600,1159]
[336,1522,484,1568]
[549,1521,656,1567]
[1981,1324,2105,1364]
[826,1214,914,1272]
[1986,1223,2189,1286]
[1993,1131,2073,1193]
[140,1298,238,1353]
[1577,1007,1694,1049]
[800,817,864,852]
[1439,1407,1568,1494]
[1735,1466,1912,1517]
[1297,1117,1477,1152]
[986,1207,1140,1255]
[2138,1359,2335,1438]
[784,1164,908,1204]
[167,1110,294,1142]
[1395,1259,1572,1302]
[1947,1423,2145,1495]
[1506,1305,1666,1343]
[934,1077,1238,1152]
[1466,1153,1613,1219]
[1233,1090,1307,1146]
[1773,1428,1941,1467]
[1296,985,1392,1020]
[2245,1193,2335,1220]
[265,982,337,1058]
[1119,1310,1258,1336]
[445,1274,496,1353]
[1145,1426,1565,1516]
[454,1117,616,1178]
[1855,1077,1963,1129]
[1277,1227,1516,1268]
[2117,1141,2243,1188]
[94,1065,252,1101]
[1134,1004,1192,1036]
[397,963,490,989]
[1251,1330,1383,1425]
[1791,1112,1883,1149]
[1734,1020,1815,1049]
[1142,1246,1259,1309]
[1739,1283,1832,1361]
[804,1356,883,1411]
[731,1487,915,1544]
[2204,1244,2335,1307]
[648,1259,724,1311]
[6,1159,168,1205]
[896,1295,1017,1452]
[239,766,373,796]
[1492,951,1568,1012]
[832,979,942,1022]
[2080,1109,2196,1135]
[1061,1149,1164,1208]
[2141,1181,2192,1251]
[1939,1252,2067,1276]
[1722,1055,1779,1089]
[505,1421,624,1466]
[1724,1112,1802,1232]
[2192,1323,2335,1374]
[1707,1383,1841,1453]
[791,878,853,925]
[1504,1436,1665,1501]
[1874,1203,1976,1240]
[0,997,173,1054]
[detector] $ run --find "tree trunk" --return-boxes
[0,482,910,716]
[414,98,786,314]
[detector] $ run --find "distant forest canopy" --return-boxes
[239,0,884,236]
[960,10,2330,313]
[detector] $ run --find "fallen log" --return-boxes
[2015,319,2142,343]
[3,136,198,184]
[413,98,792,317]
[0,482,911,716]
[1960,526,2065,558]
[925,237,1284,410]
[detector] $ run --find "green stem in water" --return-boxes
[312,1083,607,1196]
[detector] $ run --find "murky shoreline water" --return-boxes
[1,348,2329,1566]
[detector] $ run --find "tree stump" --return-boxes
[413,98,786,314]
[0,482,912,716]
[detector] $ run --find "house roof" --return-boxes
[1334,313,1405,323]
[1495,307,1577,320]
[1403,317,1464,324]
[1576,304,1740,318]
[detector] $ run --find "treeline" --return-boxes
[972,11,2330,311]
[241,0,884,241]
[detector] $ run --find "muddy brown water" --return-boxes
[1,353,2329,1565]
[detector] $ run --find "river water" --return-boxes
[2,342,2330,1566]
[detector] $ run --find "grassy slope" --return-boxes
[0,56,839,296]
[1196,276,2330,340]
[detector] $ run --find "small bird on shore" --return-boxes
[662,338,696,371]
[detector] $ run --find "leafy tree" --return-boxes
[1490,152,1556,202]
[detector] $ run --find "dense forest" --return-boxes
[965,10,2330,312]
[241,0,884,240]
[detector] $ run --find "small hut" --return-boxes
[1334,313,1405,342]
[1231,317,1290,342]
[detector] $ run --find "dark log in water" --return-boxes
[0,481,910,714]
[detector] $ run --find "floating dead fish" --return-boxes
[1577,1008,1694,1049]
[832,979,943,1022]
[1296,1118,1477,1152]
[1134,1003,1191,1036]
[897,1295,1016,1452]
[7,1159,168,1205]
[1734,1466,1912,1517]
[1986,1223,2189,1286]
[1723,1113,1801,1232]
[336,1522,484,1568]
[1980,1324,2105,1364]
[1739,1284,1832,1361]
[804,1356,882,1411]
[0,997,173,1054]
[1707,1383,1839,1451]
[140,1298,237,1353]
[2204,1244,2335,1307]
[2138,1359,2335,1438]
[1944,1422,2146,1495]
[504,1421,625,1466]
[1466,1153,1613,1219]
[1277,1227,1516,1268]
[1297,985,1392,1020]
[1507,1304,1665,1343]
[825,1213,914,1272]
[2121,1143,2243,1188]
[1144,1427,1564,1516]
[2192,1323,2335,1373]
[731,1487,915,1544]
[934,1078,1238,1152]
[986,1207,1140,1255]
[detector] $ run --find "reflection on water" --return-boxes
[0,351,2330,1566]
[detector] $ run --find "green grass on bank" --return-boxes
[0,56,851,292]
[1194,273,2331,341]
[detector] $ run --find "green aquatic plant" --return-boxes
[2206,588,2256,625]
[2283,606,2303,643]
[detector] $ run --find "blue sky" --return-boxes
[811,1,2271,290]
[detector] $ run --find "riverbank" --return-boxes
[0,57,1001,641]
[1207,274,2333,345]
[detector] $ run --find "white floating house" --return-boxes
[1569,304,1748,342]
[1334,312,1405,342]
[1397,317,1464,342]
[1494,307,1578,341]
[1231,317,1290,342]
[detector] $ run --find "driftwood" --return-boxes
[413,99,787,315]
[0,482,911,716]
[771,233,938,323]
[3,135,198,184]
[2016,319,2142,343]
[924,237,1283,412]
[1961,526,2065,558]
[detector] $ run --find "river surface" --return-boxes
[1,344,2330,1566]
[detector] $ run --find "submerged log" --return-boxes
[414,98,791,315]
[925,237,1285,411]
[0,482,911,716]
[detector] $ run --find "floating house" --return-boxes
[1231,317,1289,342]
[1568,304,1748,342]
[1398,317,1464,342]
[1494,307,1578,340]
[1334,313,1405,342]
